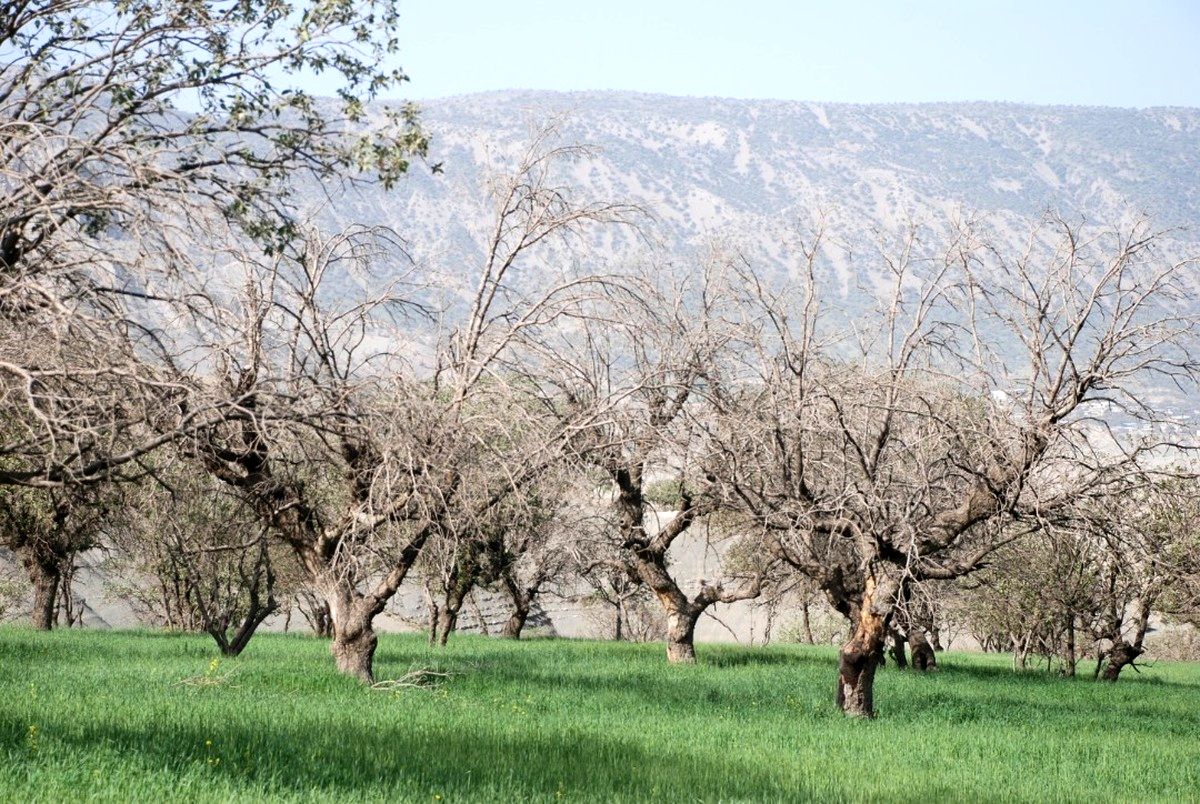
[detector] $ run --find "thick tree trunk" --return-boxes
[1100,597,1152,682]
[500,604,529,639]
[837,634,881,718]
[908,628,938,672]
[837,575,895,717]
[332,626,377,683]
[435,606,458,647]
[1101,641,1142,682]
[665,607,699,664]
[326,587,380,684]
[27,560,60,631]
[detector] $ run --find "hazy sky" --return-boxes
[381,0,1200,107]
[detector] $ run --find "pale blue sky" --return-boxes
[379,0,1200,107]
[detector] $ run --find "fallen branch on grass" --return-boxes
[371,668,453,692]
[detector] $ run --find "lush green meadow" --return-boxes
[1,629,1198,802]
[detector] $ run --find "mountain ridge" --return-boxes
[409,88,1200,113]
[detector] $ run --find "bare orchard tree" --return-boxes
[491,476,591,639]
[577,564,664,643]
[183,227,460,681]
[0,0,429,488]
[0,481,117,629]
[293,586,334,638]
[562,483,664,642]
[1069,475,1200,681]
[105,466,289,655]
[420,471,583,644]
[709,215,1200,716]
[546,260,768,663]
[186,131,636,682]
[419,484,514,647]
[890,585,941,671]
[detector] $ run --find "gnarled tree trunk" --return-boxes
[212,596,279,657]
[21,552,60,631]
[500,603,529,639]
[1100,597,1152,683]
[837,574,897,717]
[665,605,700,664]
[432,581,470,646]
[499,570,539,639]
[326,585,380,684]
[1101,641,1142,681]
[908,628,938,671]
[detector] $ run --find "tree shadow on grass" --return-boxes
[894,688,1199,734]
[704,646,836,669]
[929,654,1200,691]
[0,627,301,665]
[2,708,821,801]
[399,653,842,721]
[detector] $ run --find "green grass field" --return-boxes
[1,629,1198,802]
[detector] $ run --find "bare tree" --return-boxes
[0,482,116,628]
[293,585,334,638]
[187,129,636,681]
[1069,476,1200,681]
[420,471,584,644]
[0,1,434,621]
[491,479,586,639]
[106,468,288,655]
[577,564,664,643]
[709,215,1199,716]
[0,0,431,489]
[549,259,769,663]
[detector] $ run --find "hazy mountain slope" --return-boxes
[315,91,1200,414]
[337,91,1199,264]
